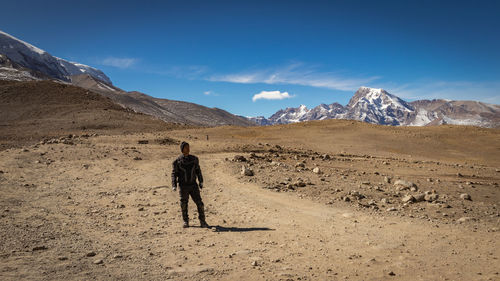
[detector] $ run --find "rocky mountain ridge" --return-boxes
[248,86,500,128]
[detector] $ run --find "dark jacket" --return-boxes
[172,154,203,187]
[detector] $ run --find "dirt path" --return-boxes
[0,141,498,280]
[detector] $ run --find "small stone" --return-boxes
[414,193,425,202]
[424,192,439,202]
[386,207,397,212]
[86,251,97,257]
[233,155,247,162]
[93,259,104,265]
[251,260,258,266]
[393,180,417,190]
[295,181,306,187]
[312,167,322,174]
[241,166,254,176]
[384,177,391,184]
[58,256,68,261]
[460,193,471,201]
[457,217,472,223]
[32,246,48,251]
[388,271,396,276]
[133,156,142,161]
[402,195,415,203]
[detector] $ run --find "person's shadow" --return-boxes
[196,225,274,232]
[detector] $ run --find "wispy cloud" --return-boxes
[101,57,138,69]
[252,90,293,102]
[144,65,209,79]
[208,63,380,92]
[203,90,219,96]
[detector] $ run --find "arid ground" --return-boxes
[0,120,499,280]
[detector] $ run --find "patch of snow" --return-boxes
[0,30,46,55]
[409,108,432,126]
[442,115,484,126]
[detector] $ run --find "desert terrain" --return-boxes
[1,114,499,280]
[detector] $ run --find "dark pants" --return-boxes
[179,184,205,223]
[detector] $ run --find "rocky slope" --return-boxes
[70,74,255,127]
[0,30,253,127]
[0,80,181,149]
[0,30,111,84]
[249,86,500,128]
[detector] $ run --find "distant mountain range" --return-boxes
[1,30,498,128]
[0,30,253,127]
[247,87,500,128]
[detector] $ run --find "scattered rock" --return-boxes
[384,176,391,184]
[86,251,97,257]
[414,193,426,202]
[394,180,417,190]
[32,246,48,251]
[460,193,472,201]
[424,191,439,202]
[312,167,322,174]
[457,217,473,223]
[295,162,305,168]
[294,180,306,187]
[241,166,254,176]
[233,155,247,162]
[348,190,365,199]
[380,198,390,204]
[133,156,142,161]
[93,259,104,265]
[113,254,123,259]
[386,207,397,212]
[138,140,149,144]
[401,195,415,203]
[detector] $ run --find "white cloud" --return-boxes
[203,90,219,96]
[209,63,380,92]
[101,57,138,68]
[252,90,293,102]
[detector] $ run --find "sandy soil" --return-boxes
[0,121,499,280]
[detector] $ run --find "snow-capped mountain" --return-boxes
[0,30,254,127]
[0,30,111,84]
[345,86,414,125]
[248,87,500,128]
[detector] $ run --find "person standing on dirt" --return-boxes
[171,141,209,228]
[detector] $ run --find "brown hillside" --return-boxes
[0,80,185,149]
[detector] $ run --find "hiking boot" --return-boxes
[200,220,209,228]
[182,221,189,228]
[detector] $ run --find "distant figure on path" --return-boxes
[171,141,209,228]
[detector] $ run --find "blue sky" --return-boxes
[1,0,499,117]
